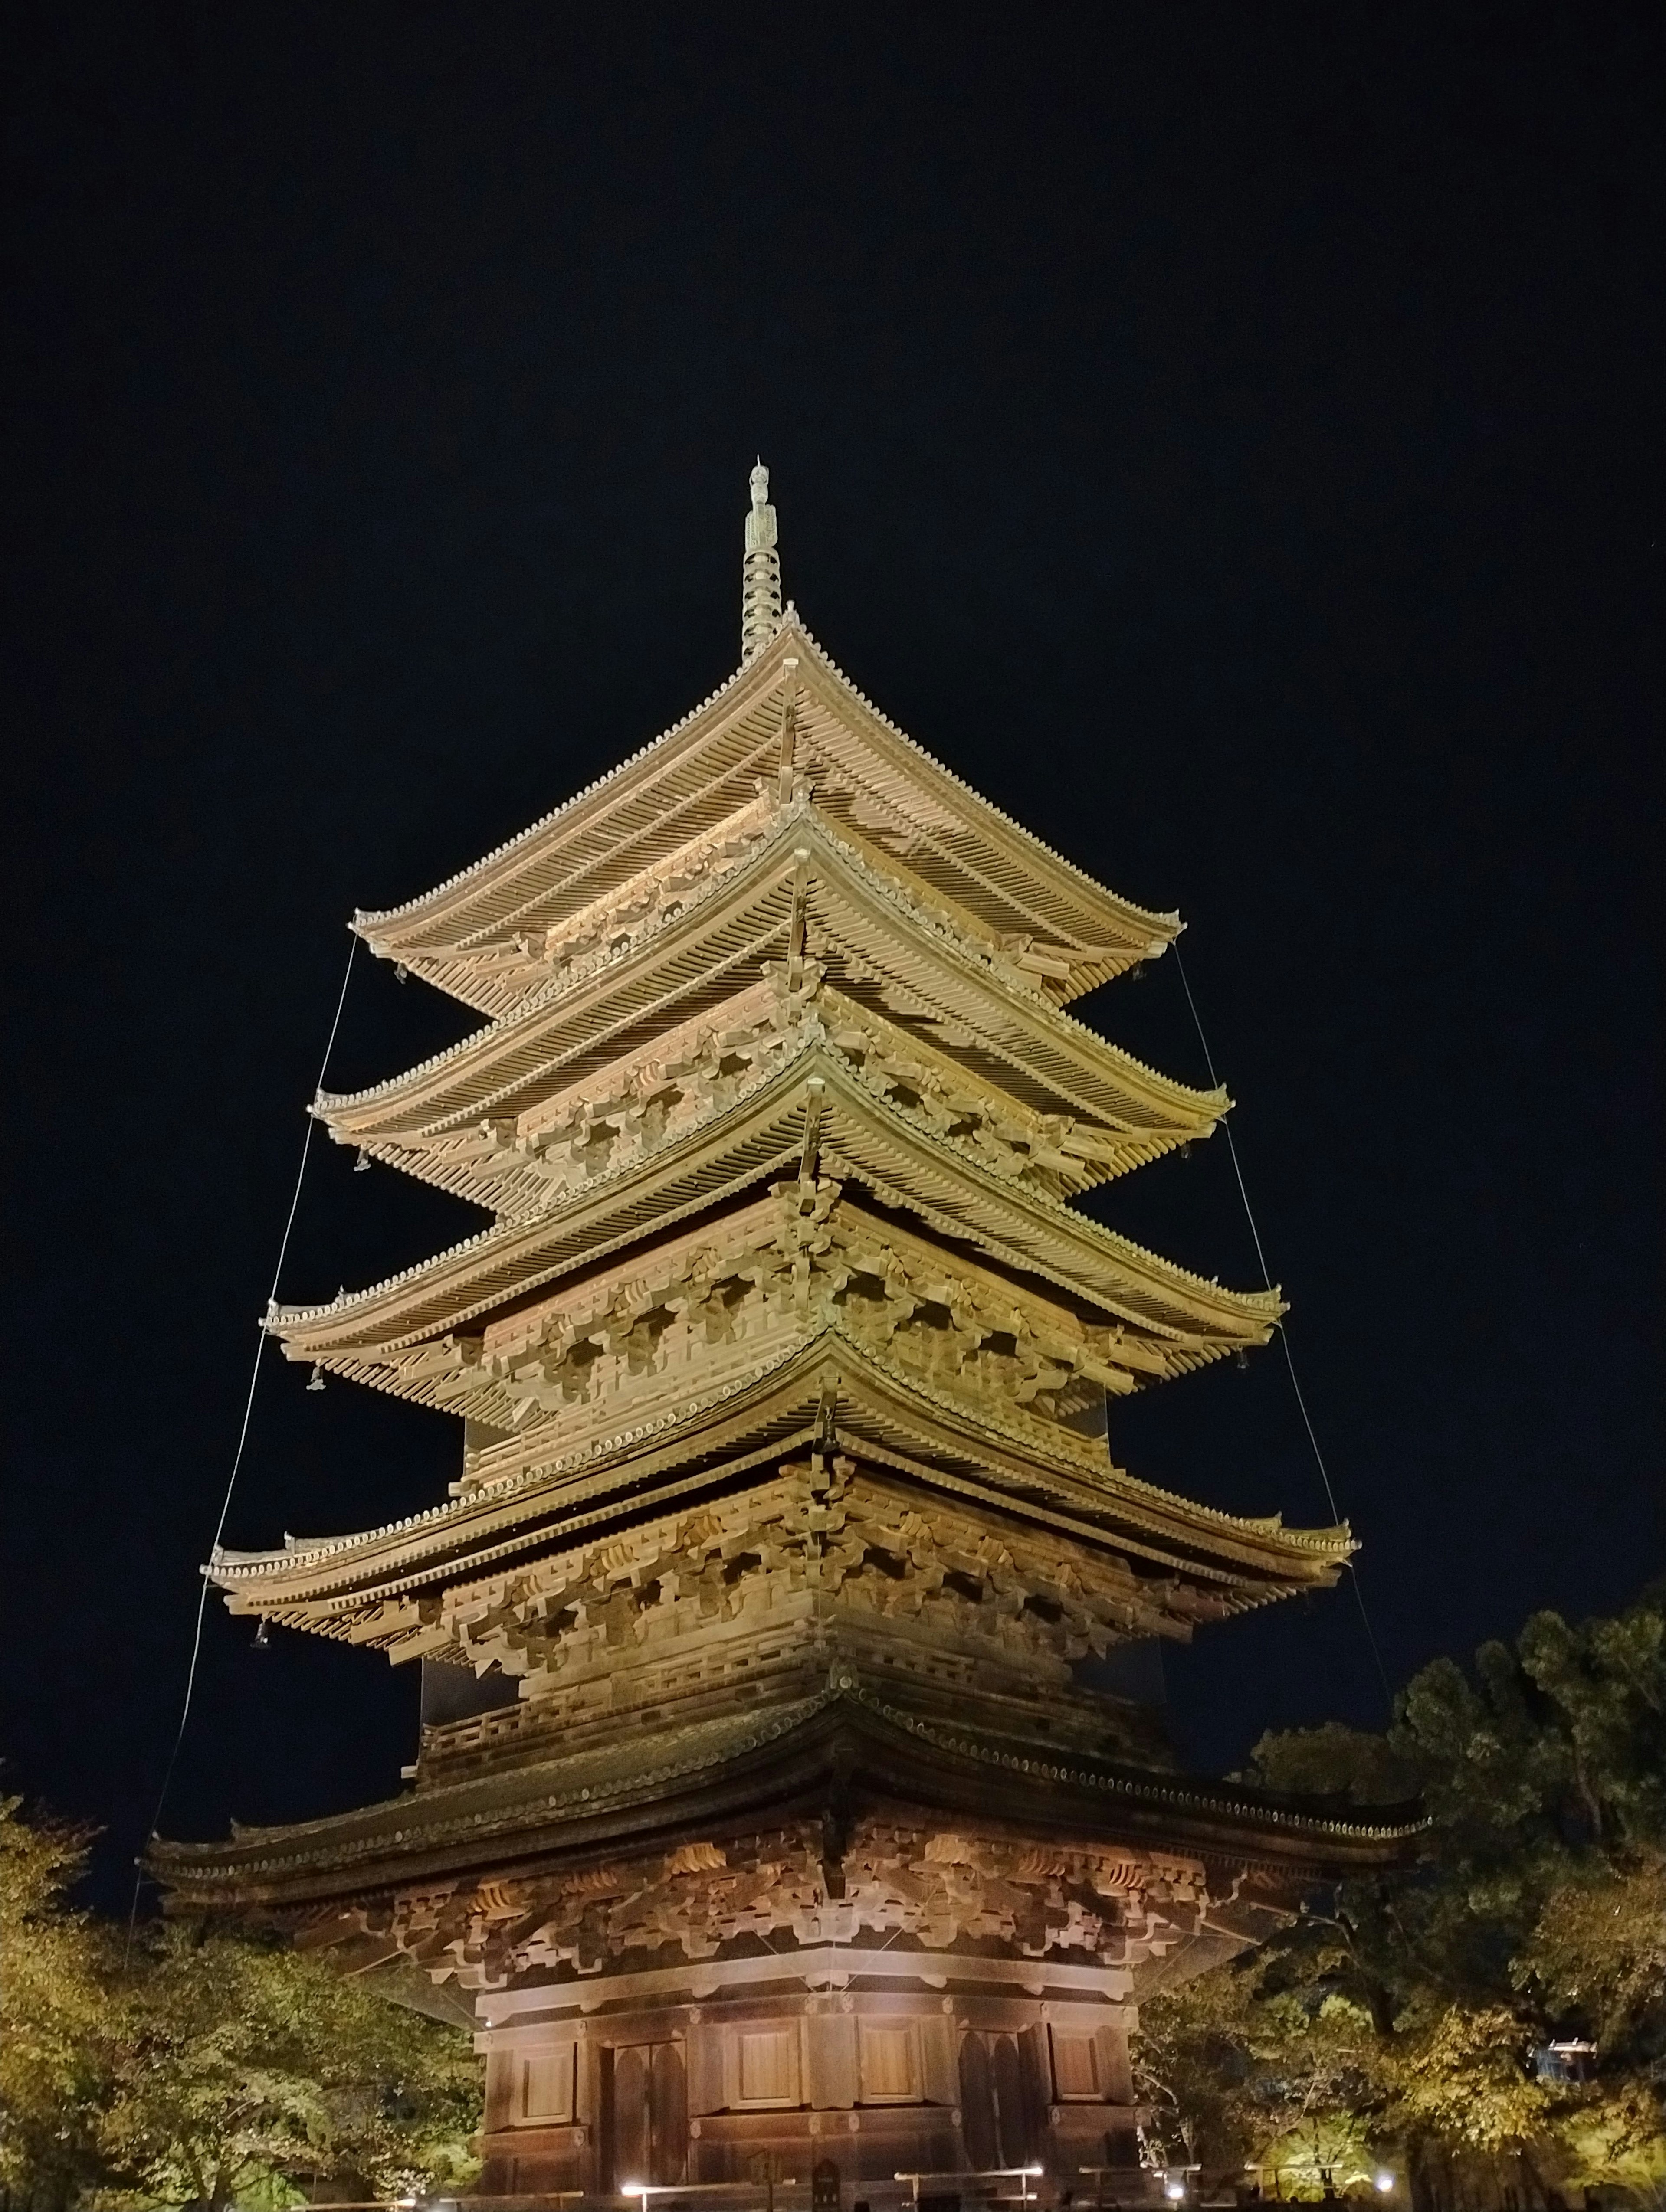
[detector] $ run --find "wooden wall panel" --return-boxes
[1094,2022,1135,2105]
[1049,2028,1100,2101]
[919,2014,958,2106]
[859,2020,920,2102]
[521,2042,577,2122]
[687,2021,725,2116]
[805,2012,859,2110]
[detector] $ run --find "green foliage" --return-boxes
[1391,2006,1550,2154]
[1136,1584,1666,2206]
[1134,1963,1388,2189]
[1522,1849,1666,2058]
[0,1793,481,2211]
[94,1925,481,2210]
[0,1793,114,2208]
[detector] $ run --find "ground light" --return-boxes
[1375,2176,1396,2195]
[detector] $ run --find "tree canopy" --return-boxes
[0,1795,479,2212]
[1136,1583,1666,2207]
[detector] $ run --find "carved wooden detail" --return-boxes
[419,1458,1173,1710]
[350,1815,1220,1995]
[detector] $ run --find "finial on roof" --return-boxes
[741,460,782,661]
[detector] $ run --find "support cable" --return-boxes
[1171,942,1395,1717]
[125,932,359,1954]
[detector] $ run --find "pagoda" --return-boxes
[155,469,1413,2204]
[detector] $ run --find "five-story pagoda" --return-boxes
[156,469,1412,2204]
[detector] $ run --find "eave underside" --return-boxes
[325,978,1220,1220]
[321,812,1223,1156]
[270,1069,1276,1380]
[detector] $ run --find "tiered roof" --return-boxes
[216,483,1350,1659]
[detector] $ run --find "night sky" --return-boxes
[4,6,1659,1912]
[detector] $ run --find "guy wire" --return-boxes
[125,932,359,1960]
[1171,940,1395,1718]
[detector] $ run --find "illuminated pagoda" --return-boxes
[155,467,1412,2202]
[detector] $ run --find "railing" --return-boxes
[439,2171,1181,2212]
[897,2168,1046,2206]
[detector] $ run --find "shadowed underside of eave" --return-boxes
[320,809,1224,1149]
[335,1019,1211,1221]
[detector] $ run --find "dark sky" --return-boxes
[3,5,1660,1912]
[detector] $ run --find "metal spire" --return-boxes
[741,459,782,661]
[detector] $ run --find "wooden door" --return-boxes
[959,2032,998,2170]
[603,2040,688,2189]
[958,2030,1043,2171]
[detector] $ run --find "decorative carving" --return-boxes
[531,807,774,985]
[354,1815,1217,1996]
[408,1180,1169,1462]
[424,1457,1168,1707]
[439,975,1163,1226]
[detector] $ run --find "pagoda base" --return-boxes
[474,1954,1145,2202]
[155,1686,1416,2211]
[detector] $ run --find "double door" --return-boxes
[958,2029,1046,2172]
[602,2039,688,2189]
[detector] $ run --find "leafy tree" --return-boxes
[1134,1961,1387,2190]
[1522,1849,1666,2060]
[94,1924,481,2211]
[1135,1584,1666,2206]
[0,1790,481,2211]
[1515,1849,1666,2205]
[0,1791,113,2210]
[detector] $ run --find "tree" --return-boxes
[1133,1956,1389,2195]
[1515,1849,1666,2205]
[1135,1584,1666,2207]
[94,1924,480,2211]
[0,1791,113,2210]
[0,1787,482,2211]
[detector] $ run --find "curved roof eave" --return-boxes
[209,1330,1348,1620]
[318,808,1224,1133]
[267,1052,1281,1357]
[354,618,1179,958]
[147,1685,1424,1913]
